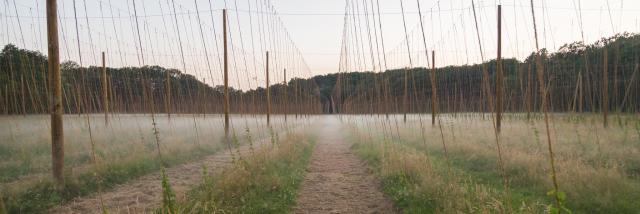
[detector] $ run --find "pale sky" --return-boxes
[2,0,639,90]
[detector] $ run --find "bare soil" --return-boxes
[292,117,396,214]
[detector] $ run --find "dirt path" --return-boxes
[292,117,395,214]
[50,140,261,213]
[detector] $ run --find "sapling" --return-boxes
[546,190,571,214]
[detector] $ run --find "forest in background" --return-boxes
[1,33,638,115]
[0,44,321,115]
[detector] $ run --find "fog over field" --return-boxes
[2,0,640,213]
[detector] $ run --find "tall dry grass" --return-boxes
[0,114,299,212]
[176,132,315,213]
[348,113,640,213]
[349,123,545,213]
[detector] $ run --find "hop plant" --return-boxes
[245,128,255,155]
[547,190,571,214]
[161,168,176,214]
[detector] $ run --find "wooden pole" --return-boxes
[403,67,408,123]
[430,51,437,125]
[579,71,584,113]
[619,64,638,111]
[572,72,581,112]
[283,68,287,122]
[266,51,271,125]
[101,52,109,125]
[496,5,503,132]
[526,63,532,118]
[47,0,65,189]
[223,9,230,147]
[603,48,609,127]
[295,74,299,118]
[108,75,115,112]
[165,66,172,117]
[20,75,26,115]
[531,0,560,208]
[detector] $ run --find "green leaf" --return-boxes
[557,191,566,202]
[546,190,556,196]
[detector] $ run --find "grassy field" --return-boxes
[346,113,640,213]
[2,113,638,213]
[0,114,297,212]
[174,132,315,213]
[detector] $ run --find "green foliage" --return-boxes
[3,32,639,114]
[160,168,177,214]
[349,115,640,213]
[178,134,315,213]
[0,44,252,114]
[353,141,435,213]
[348,137,539,213]
[308,33,640,113]
[2,143,221,213]
[245,127,255,155]
[546,190,572,214]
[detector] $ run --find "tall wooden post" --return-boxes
[266,51,271,125]
[578,72,583,112]
[603,48,609,127]
[165,66,171,117]
[295,73,299,119]
[47,0,64,189]
[403,67,408,123]
[430,51,437,125]
[223,9,230,146]
[101,52,109,125]
[496,5,503,132]
[20,75,26,115]
[283,68,287,122]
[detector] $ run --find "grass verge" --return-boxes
[3,144,221,213]
[348,129,546,214]
[173,133,315,213]
[347,115,640,213]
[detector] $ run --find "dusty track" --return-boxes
[50,140,260,213]
[293,117,395,214]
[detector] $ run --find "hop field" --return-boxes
[0,114,296,212]
[346,113,640,213]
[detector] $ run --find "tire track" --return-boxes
[50,139,263,213]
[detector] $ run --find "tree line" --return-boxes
[0,44,322,115]
[319,33,639,114]
[1,33,638,115]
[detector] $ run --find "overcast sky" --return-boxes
[2,0,639,89]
